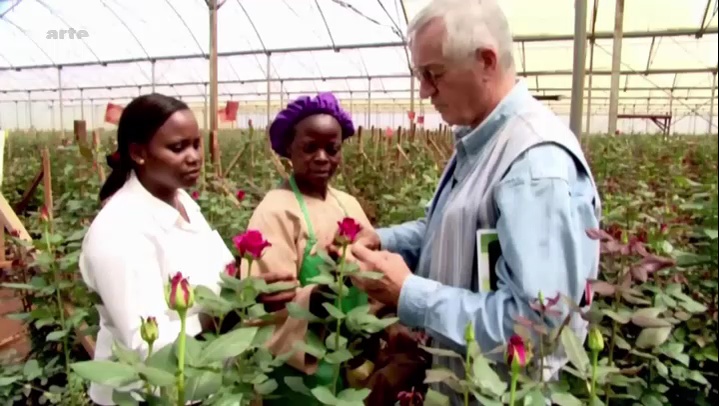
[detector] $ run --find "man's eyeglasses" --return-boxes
[411,65,446,89]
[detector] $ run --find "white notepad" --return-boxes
[476,229,501,293]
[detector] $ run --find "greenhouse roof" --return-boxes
[0,0,717,109]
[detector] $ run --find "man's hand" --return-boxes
[349,244,411,308]
[354,228,382,250]
[257,273,298,312]
[327,228,381,260]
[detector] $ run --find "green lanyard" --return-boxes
[287,175,347,249]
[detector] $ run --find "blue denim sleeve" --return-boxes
[376,217,427,272]
[397,144,600,356]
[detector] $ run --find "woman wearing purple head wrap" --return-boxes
[242,93,429,405]
[239,92,377,404]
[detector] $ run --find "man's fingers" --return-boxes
[351,243,379,262]
[349,274,374,293]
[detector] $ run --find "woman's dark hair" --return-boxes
[98,93,189,201]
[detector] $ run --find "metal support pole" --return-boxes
[266,53,271,126]
[151,60,156,93]
[585,0,599,135]
[50,102,54,134]
[585,42,595,134]
[204,84,208,131]
[607,0,625,135]
[15,101,19,130]
[409,76,415,125]
[668,89,675,135]
[90,99,95,129]
[209,0,218,133]
[27,91,32,130]
[58,67,65,139]
[80,89,85,120]
[709,72,717,134]
[367,78,372,128]
[569,0,587,138]
[280,80,284,108]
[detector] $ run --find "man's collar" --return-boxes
[454,79,529,161]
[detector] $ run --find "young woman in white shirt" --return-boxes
[79,93,235,405]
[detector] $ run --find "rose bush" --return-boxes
[0,129,715,405]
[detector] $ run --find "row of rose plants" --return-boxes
[2,132,717,405]
[2,181,717,404]
[59,213,701,406]
[63,218,393,405]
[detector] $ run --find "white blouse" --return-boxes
[79,172,234,405]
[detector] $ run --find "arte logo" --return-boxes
[46,28,89,40]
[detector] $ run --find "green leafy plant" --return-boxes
[279,216,400,405]
[2,130,717,404]
[65,229,291,405]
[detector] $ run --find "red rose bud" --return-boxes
[225,262,238,277]
[232,230,272,260]
[165,272,194,312]
[584,280,593,307]
[506,334,527,369]
[39,205,49,222]
[140,316,159,345]
[335,217,362,246]
[191,191,200,200]
[236,189,245,201]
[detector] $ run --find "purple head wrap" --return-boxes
[269,92,355,158]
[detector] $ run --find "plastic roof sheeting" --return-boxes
[0,0,717,112]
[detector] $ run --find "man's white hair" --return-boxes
[407,0,515,71]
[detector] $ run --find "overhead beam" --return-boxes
[1,68,716,94]
[10,85,712,96]
[0,27,716,72]
[4,86,717,104]
[2,94,712,105]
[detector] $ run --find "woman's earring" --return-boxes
[138,159,145,165]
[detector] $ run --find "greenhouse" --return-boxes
[0,1,717,405]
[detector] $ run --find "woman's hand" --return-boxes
[257,273,298,312]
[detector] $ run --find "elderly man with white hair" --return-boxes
[349,0,602,401]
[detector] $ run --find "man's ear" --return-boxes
[475,48,498,72]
